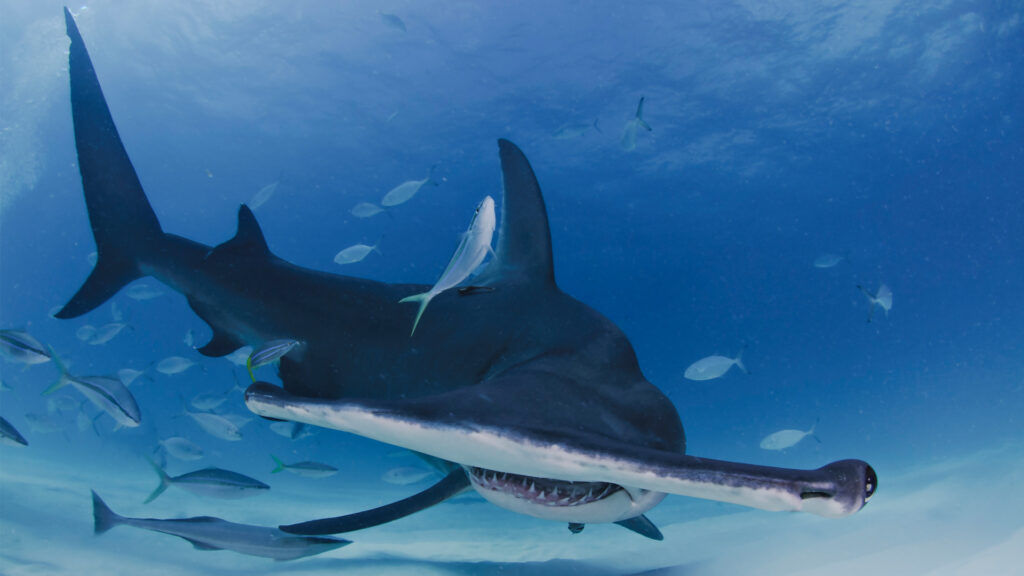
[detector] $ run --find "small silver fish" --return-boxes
[381,466,432,485]
[224,346,253,366]
[760,423,818,451]
[184,329,195,348]
[333,243,381,265]
[92,491,349,561]
[400,196,496,336]
[858,284,893,323]
[247,339,302,381]
[380,167,436,207]
[553,118,602,140]
[125,283,164,300]
[157,356,196,375]
[186,410,243,441]
[270,455,338,478]
[683,348,748,381]
[158,436,204,461]
[350,202,385,219]
[813,253,845,269]
[117,368,147,387]
[269,421,316,441]
[621,96,652,151]
[249,181,278,210]
[191,391,228,411]
[0,416,28,447]
[0,330,51,365]
[89,322,130,345]
[76,324,97,342]
[145,459,269,503]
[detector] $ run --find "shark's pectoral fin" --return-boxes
[192,318,244,358]
[614,514,663,541]
[182,537,223,551]
[280,468,472,535]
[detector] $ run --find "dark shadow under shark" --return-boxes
[58,8,875,542]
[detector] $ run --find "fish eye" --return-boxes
[864,465,877,503]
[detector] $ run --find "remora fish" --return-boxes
[270,455,338,478]
[858,284,893,323]
[399,196,496,336]
[0,416,29,447]
[145,459,269,503]
[45,354,141,429]
[57,9,875,541]
[0,330,51,365]
[92,491,348,561]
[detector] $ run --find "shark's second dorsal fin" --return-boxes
[477,140,556,288]
[207,205,271,264]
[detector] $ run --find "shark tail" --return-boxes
[55,8,166,320]
[92,490,125,535]
[42,348,73,395]
[398,292,435,337]
[143,457,172,504]
[271,454,287,474]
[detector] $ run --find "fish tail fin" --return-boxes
[56,9,166,320]
[592,117,603,135]
[42,348,73,395]
[271,454,286,474]
[734,345,749,375]
[92,491,124,534]
[398,292,434,337]
[857,284,877,322]
[143,456,171,504]
[427,164,440,186]
[634,96,652,131]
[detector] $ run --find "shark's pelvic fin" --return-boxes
[280,468,472,535]
[475,140,556,288]
[614,514,663,540]
[56,8,164,319]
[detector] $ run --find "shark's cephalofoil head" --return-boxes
[465,466,666,523]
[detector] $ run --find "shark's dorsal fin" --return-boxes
[208,205,270,262]
[477,140,556,288]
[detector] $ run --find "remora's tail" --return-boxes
[399,292,435,337]
[56,8,164,319]
[92,490,125,534]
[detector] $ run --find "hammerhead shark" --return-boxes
[58,8,875,541]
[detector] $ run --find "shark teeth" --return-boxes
[467,467,623,507]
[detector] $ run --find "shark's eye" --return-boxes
[864,465,877,502]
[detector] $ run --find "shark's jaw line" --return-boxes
[465,466,666,523]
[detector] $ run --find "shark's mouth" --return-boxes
[467,466,623,507]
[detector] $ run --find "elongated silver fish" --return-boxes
[93,491,348,561]
[145,459,269,503]
[0,330,51,365]
[0,416,28,447]
[270,455,338,478]
[247,339,302,381]
[400,196,496,336]
[45,354,141,429]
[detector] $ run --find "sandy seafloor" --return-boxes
[1,440,1021,575]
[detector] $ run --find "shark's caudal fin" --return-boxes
[56,8,164,319]
[92,490,125,534]
[475,140,556,288]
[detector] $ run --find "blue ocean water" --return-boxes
[1,1,1022,574]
